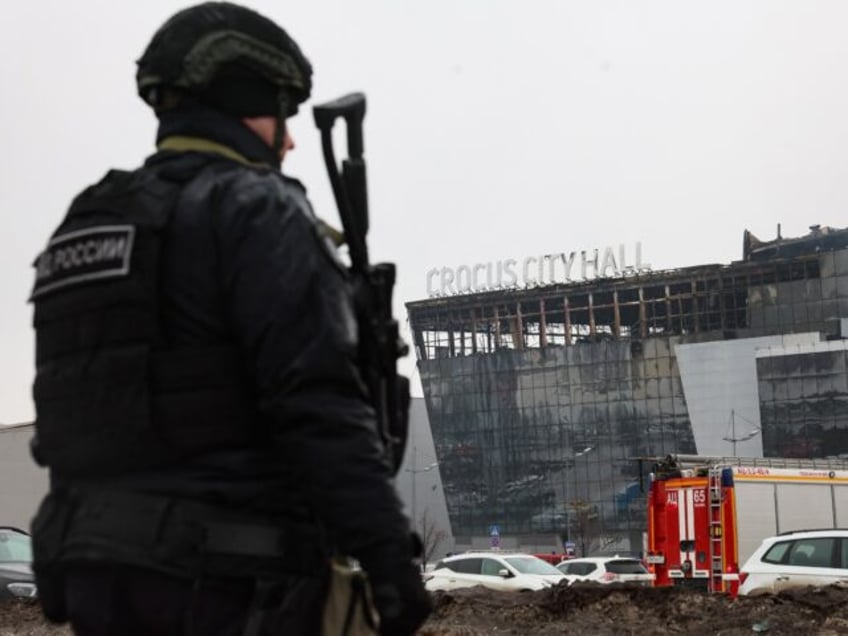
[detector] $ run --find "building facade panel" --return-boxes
[419,340,693,550]
[757,341,848,459]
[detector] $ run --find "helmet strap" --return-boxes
[272,92,289,165]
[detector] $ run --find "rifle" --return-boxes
[313,93,410,474]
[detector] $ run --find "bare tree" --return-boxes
[567,499,599,557]
[597,534,621,553]
[418,508,448,568]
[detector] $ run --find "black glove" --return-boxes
[370,563,432,636]
[358,536,433,636]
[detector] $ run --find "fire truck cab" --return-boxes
[645,454,848,595]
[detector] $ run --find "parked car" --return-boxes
[556,556,654,586]
[738,529,848,596]
[0,527,36,600]
[424,551,567,592]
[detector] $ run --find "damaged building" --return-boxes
[406,225,848,554]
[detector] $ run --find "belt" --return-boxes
[55,489,327,579]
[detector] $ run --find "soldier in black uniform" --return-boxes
[28,3,431,634]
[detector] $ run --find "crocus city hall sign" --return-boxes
[426,242,650,297]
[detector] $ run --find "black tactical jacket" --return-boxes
[40,106,410,566]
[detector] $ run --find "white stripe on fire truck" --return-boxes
[677,488,684,569]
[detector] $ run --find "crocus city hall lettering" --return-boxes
[426,243,650,297]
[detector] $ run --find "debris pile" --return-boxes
[5,583,848,636]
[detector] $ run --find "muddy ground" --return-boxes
[4,583,848,635]
[419,583,848,635]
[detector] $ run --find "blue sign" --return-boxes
[489,524,500,548]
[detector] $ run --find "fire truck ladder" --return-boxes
[665,454,848,471]
[708,466,724,593]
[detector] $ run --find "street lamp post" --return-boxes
[575,445,594,501]
[566,445,595,556]
[405,445,438,531]
[722,410,761,457]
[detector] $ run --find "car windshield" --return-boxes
[0,530,32,563]
[606,560,648,574]
[504,556,563,575]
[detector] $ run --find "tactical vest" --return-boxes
[30,166,263,477]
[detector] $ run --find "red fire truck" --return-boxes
[645,454,848,595]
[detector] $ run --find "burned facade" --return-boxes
[406,226,848,553]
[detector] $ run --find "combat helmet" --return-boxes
[136,2,312,150]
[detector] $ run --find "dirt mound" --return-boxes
[0,600,69,636]
[419,583,848,636]
[5,585,848,635]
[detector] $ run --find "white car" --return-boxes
[423,551,567,592]
[738,529,848,596]
[556,556,654,586]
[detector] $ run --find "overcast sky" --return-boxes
[3,1,848,424]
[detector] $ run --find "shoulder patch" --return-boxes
[31,225,135,300]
